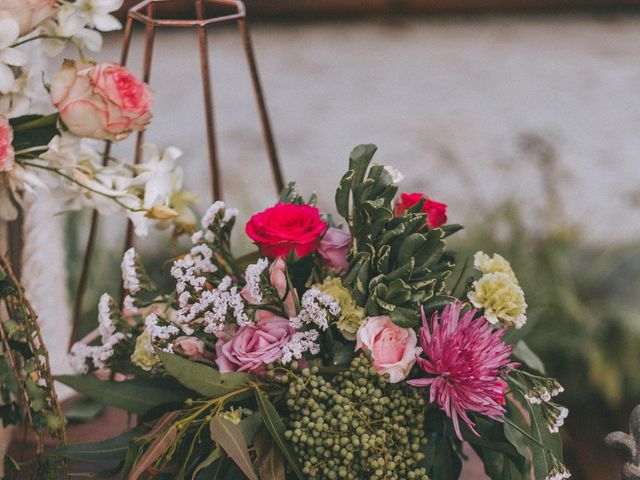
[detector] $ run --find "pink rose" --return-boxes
[173,336,206,358]
[0,116,15,172]
[51,60,153,141]
[215,316,293,373]
[318,228,351,271]
[0,0,59,37]
[355,316,419,383]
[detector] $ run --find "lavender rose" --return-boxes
[318,227,351,271]
[215,316,293,373]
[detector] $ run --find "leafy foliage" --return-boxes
[337,145,455,327]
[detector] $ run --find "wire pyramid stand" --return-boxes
[70,0,285,347]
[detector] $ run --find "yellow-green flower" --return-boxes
[468,272,527,329]
[473,251,517,282]
[218,408,243,424]
[131,329,159,371]
[315,277,365,340]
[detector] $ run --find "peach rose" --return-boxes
[0,0,59,37]
[51,60,153,141]
[173,336,206,358]
[0,116,15,172]
[355,315,419,383]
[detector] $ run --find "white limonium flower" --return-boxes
[145,313,180,353]
[202,200,238,229]
[69,293,128,373]
[97,293,117,339]
[293,288,341,331]
[0,19,28,94]
[121,248,141,294]
[282,330,320,364]
[244,258,269,303]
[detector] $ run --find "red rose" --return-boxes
[394,192,448,228]
[246,203,328,258]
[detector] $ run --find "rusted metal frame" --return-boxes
[69,12,137,349]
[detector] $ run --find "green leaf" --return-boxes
[192,447,222,480]
[64,397,105,422]
[255,428,285,480]
[130,425,177,480]
[157,351,250,399]
[441,224,464,238]
[349,144,378,186]
[512,340,546,374]
[335,170,354,221]
[55,429,139,461]
[237,412,263,445]
[255,388,304,479]
[55,375,189,414]
[209,416,258,480]
[432,433,462,480]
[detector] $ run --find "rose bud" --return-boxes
[173,336,206,358]
[0,0,59,37]
[0,116,15,172]
[318,227,351,271]
[51,60,153,141]
[394,192,447,229]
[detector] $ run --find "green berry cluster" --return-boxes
[283,353,429,480]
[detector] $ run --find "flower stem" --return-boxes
[10,34,70,49]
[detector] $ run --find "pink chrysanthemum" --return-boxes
[407,302,513,439]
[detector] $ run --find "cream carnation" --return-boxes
[473,251,517,281]
[468,272,527,329]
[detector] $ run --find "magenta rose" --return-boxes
[215,316,293,373]
[51,60,153,141]
[0,116,14,172]
[355,316,420,383]
[246,203,327,258]
[318,227,351,271]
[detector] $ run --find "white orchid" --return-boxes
[0,19,28,94]
[74,0,123,32]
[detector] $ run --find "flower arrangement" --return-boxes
[0,0,194,233]
[58,145,569,480]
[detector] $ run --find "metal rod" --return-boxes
[69,15,135,350]
[238,17,284,193]
[123,2,157,259]
[196,0,222,200]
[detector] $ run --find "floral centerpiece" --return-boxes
[58,145,569,480]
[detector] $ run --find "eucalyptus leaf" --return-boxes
[55,429,139,461]
[157,351,250,399]
[512,340,546,374]
[209,416,258,480]
[55,375,189,414]
[255,388,304,479]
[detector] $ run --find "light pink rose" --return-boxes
[318,228,351,271]
[0,0,59,37]
[173,336,206,358]
[355,316,419,383]
[51,60,153,141]
[0,116,15,172]
[215,316,293,373]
